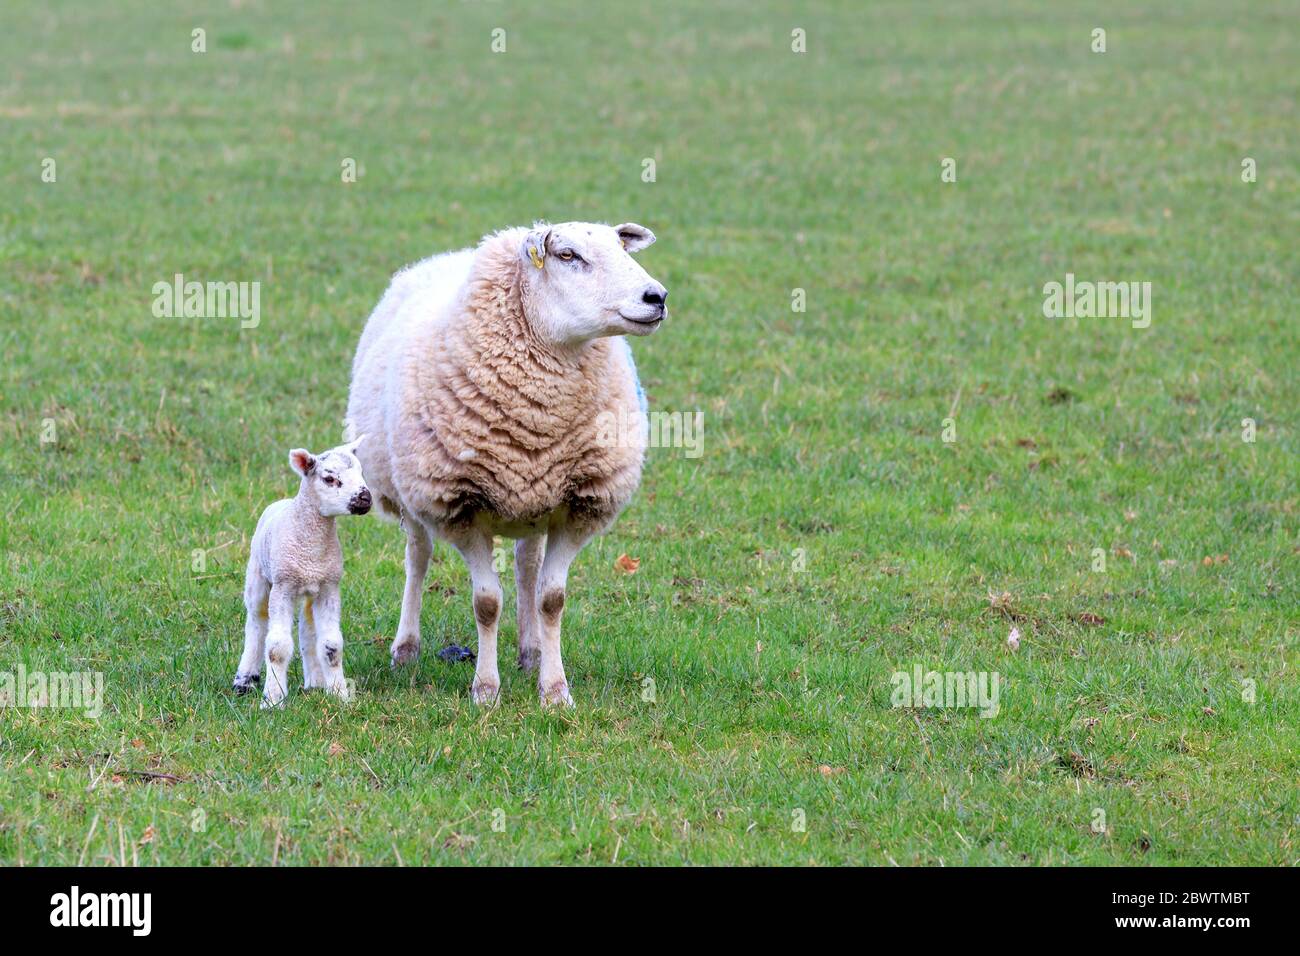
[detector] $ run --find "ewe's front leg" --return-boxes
[298,597,324,690]
[311,586,352,702]
[450,529,502,706]
[535,522,598,708]
[261,586,297,708]
[391,522,431,667]
[514,535,545,672]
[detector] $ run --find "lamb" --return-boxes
[345,221,667,707]
[232,438,372,707]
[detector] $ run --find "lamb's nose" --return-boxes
[349,489,372,515]
[642,285,667,307]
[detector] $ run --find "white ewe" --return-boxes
[233,438,372,707]
[345,221,666,706]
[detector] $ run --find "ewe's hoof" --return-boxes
[391,638,421,667]
[233,673,261,695]
[325,681,354,704]
[517,648,540,673]
[539,681,574,709]
[471,679,500,707]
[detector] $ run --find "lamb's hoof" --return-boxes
[325,680,354,704]
[471,678,500,707]
[260,693,286,710]
[539,680,574,709]
[391,638,421,667]
[517,647,540,673]
[233,673,261,695]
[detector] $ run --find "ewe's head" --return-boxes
[289,436,372,517]
[517,221,667,345]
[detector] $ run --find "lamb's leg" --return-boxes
[449,529,502,706]
[535,521,598,708]
[391,522,431,667]
[261,586,297,708]
[312,586,352,702]
[234,562,269,694]
[299,597,324,690]
[514,535,545,672]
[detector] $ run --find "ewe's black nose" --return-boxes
[349,489,372,515]
[642,285,667,307]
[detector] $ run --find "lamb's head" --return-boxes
[517,221,667,345]
[289,436,372,517]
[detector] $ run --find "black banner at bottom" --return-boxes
[0,866,1272,942]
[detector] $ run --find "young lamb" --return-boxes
[233,438,372,707]
[345,221,667,707]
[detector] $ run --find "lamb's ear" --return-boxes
[520,226,551,271]
[346,434,367,455]
[614,223,655,252]
[289,448,316,477]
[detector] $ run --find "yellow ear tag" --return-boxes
[620,238,626,249]
[528,246,544,270]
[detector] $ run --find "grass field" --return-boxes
[1,0,1297,865]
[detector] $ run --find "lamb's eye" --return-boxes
[323,475,340,487]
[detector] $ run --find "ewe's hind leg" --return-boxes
[234,563,270,694]
[391,523,431,667]
[449,529,502,706]
[535,521,599,707]
[261,586,296,708]
[514,535,545,672]
[299,598,324,690]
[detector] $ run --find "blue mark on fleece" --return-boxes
[618,337,649,421]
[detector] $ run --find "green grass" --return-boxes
[1,0,1297,865]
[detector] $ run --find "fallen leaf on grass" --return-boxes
[442,832,477,851]
[1076,612,1106,627]
[1057,751,1096,779]
[614,553,640,574]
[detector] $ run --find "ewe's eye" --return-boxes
[557,249,578,262]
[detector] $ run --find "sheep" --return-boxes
[345,221,667,707]
[233,438,372,707]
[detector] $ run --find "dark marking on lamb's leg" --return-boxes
[233,673,262,694]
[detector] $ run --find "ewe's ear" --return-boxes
[520,226,551,271]
[614,223,655,252]
[289,448,316,477]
